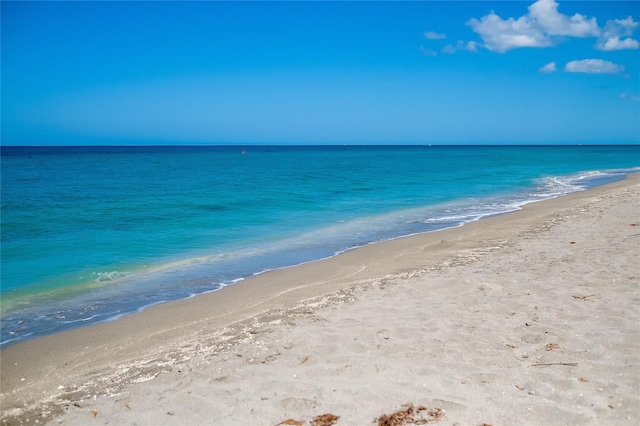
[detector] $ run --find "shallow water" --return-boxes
[1,145,638,345]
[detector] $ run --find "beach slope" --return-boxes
[1,175,639,426]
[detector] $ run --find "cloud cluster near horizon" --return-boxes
[423,0,637,76]
[467,0,598,53]
[421,0,640,61]
[466,0,637,53]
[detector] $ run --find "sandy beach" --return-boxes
[1,174,639,426]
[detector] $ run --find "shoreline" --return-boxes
[2,167,637,348]
[1,174,639,425]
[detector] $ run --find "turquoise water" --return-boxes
[1,145,639,345]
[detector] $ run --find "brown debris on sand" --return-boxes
[311,413,340,426]
[375,404,443,426]
[545,343,560,351]
[277,413,339,426]
[277,419,304,426]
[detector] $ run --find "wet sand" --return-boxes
[1,175,639,426]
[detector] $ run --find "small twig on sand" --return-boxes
[572,294,596,301]
[531,362,578,367]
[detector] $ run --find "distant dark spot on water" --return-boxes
[198,204,229,212]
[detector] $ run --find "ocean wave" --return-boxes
[534,168,639,199]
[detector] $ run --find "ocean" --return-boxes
[1,145,639,346]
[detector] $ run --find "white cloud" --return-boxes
[465,41,479,53]
[467,12,550,53]
[621,93,640,102]
[442,40,480,55]
[527,0,599,37]
[609,16,639,36]
[598,37,639,51]
[442,44,456,55]
[539,62,557,73]
[596,16,639,51]
[565,59,625,74]
[424,31,446,40]
[420,46,437,57]
[467,0,599,53]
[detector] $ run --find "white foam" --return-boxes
[93,271,126,282]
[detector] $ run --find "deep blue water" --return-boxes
[1,145,639,346]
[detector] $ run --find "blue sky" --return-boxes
[2,1,639,145]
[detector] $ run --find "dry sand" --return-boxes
[1,175,639,426]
